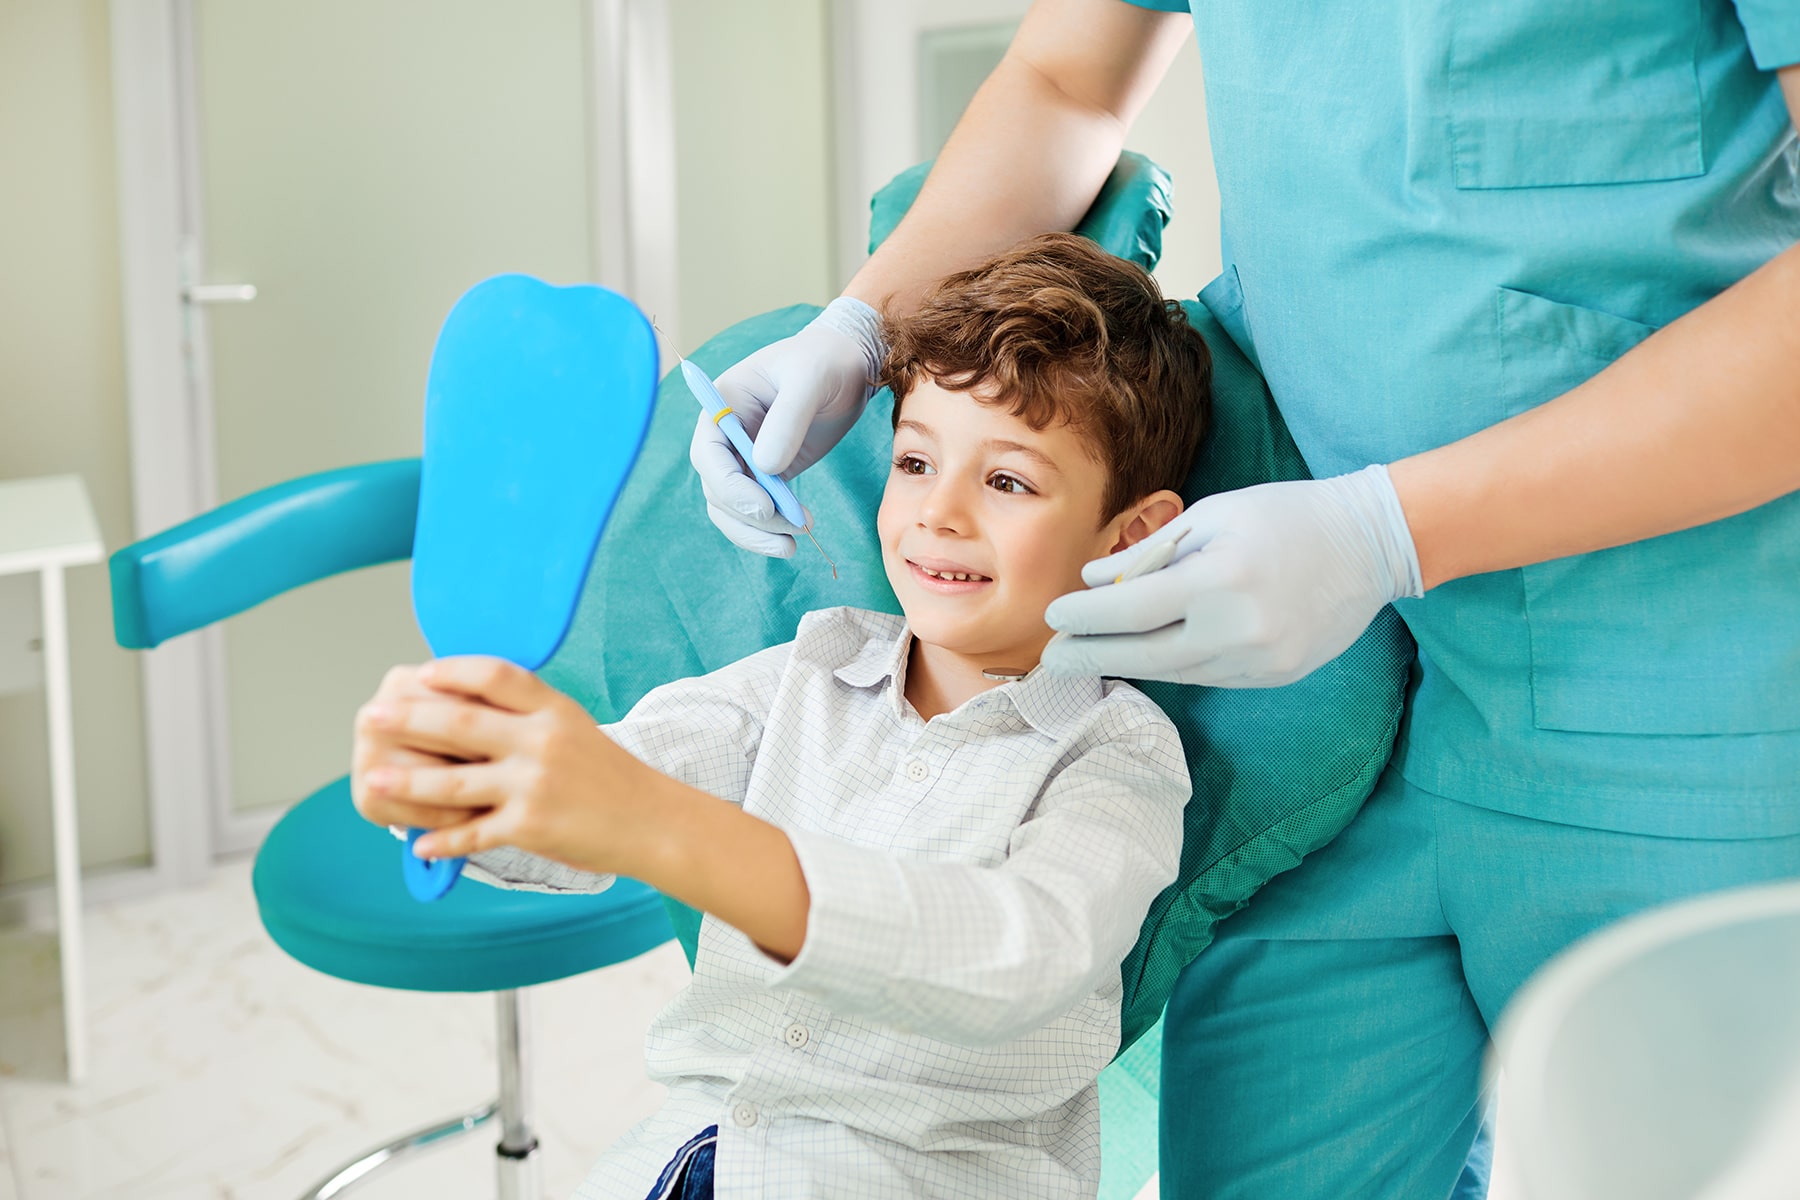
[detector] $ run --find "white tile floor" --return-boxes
[1,861,1519,1200]
[0,858,691,1200]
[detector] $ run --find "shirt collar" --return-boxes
[1003,661,1104,738]
[832,621,910,690]
[832,618,1105,738]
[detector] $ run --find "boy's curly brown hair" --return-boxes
[878,232,1212,522]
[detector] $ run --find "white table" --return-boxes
[0,474,103,1083]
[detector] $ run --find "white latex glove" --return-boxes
[689,296,886,557]
[1041,464,1424,687]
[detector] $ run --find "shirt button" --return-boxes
[783,1022,810,1049]
[732,1101,759,1128]
[905,760,928,783]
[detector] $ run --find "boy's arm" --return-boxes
[771,710,1188,1048]
[518,703,1189,992]
[601,768,815,960]
[356,656,818,958]
[461,654,784,894]
[357,662,1187,1017]
[354,647,787,891]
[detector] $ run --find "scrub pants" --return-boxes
[1160,768,1800,1199]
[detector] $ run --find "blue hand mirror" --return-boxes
[404,274,658,900]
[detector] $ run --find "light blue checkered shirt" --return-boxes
[469,606,1189,1199]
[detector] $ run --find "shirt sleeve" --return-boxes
[1734,0,1800,71]
[771,707,1190,1048]
[1116,0,1190,12]
[465,641,792,893]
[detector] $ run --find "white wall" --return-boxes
[671,0,837,344]
[192,0,595,824]
[1127,31,1223,303]
[0,0,152,890]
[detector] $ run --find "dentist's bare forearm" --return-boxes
[841,62,1119,315]
[1390,236,1800,590]
[632,770,812,962]
[843,0,1189,318]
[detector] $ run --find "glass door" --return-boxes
[189,1,600,847]
[103,0,651,857]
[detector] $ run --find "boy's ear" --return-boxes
[1108,490,1184,555]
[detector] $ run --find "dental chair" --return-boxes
[109,152,1412,1200]
[1493,879,1800,1200]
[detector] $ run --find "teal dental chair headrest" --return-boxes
[538,152,1414,1050]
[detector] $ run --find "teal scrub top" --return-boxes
[1124,0,1800,836]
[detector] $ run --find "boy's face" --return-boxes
[878,377,1127,671]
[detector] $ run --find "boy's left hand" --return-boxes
[355,657,656,871]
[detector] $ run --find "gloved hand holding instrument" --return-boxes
[688,296,885,558]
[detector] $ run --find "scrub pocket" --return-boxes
[1447,0,1704,189]
[1499,287,1800,736]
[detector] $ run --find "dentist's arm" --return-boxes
[839,0,1191,318]
[1390,68,1800,587]
[1045,69,1800,687]
[694,0,1191,556]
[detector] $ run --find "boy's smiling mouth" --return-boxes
[907,557,993,590]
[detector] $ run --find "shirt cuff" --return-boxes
[463,846,617,894]
[767,830,914,1009]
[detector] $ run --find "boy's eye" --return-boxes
[988,472,1033,495]
[893,453,935,476]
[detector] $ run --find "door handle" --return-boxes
[182,283,257,304]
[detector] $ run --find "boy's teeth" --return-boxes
[923,566,987,581]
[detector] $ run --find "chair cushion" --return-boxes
[253,778,673,992]
[1110,303,1413,1048]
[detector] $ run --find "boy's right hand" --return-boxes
[351,665,479,833]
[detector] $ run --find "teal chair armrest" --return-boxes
[110,458,421,649]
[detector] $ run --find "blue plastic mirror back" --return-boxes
[413,275,658,671]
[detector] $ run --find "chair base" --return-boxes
[300,1101,499,1198]
[298,990,544,1199]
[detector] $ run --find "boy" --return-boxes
[352,232,1214,1199]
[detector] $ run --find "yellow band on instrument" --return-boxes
[713,407,734,425]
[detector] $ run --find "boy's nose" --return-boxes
[916,478,975,534]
